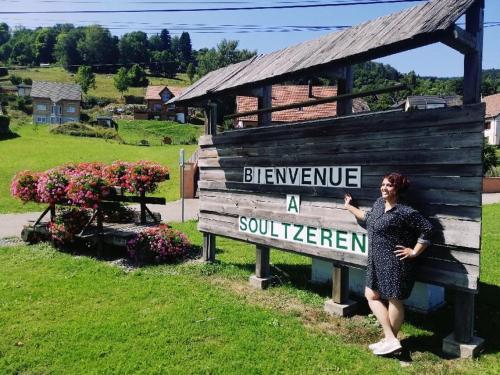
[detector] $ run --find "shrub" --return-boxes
[50,122,123,142]
[0,67,8,77]
[483,141,498,175]
[0,114,10,133]
[127,224,190,264]
[82,96,112,109]
[49,207,91,246]
[9,74,22,85]
[11,171,40,202]
[127,64,149,87]
[13,96,32,114]
[22,77,32,85]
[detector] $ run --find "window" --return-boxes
[36,104,47,111]
[153,103,162,111]
[485,121,491,130]
[67,105,76,113]
[36,117,47,123]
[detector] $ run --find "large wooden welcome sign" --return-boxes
[198,104,484,292]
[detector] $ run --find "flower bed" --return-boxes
[127,224,191,264]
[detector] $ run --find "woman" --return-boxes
[344,172,432,356]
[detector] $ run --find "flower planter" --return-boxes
[483,177,500,193]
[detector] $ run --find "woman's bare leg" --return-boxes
[388,298,405,337]
[365,287,396,340]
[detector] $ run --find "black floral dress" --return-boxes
[358,197,433,300]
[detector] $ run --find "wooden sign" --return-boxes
[198,104,484,292]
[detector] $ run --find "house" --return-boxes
[483,93,500,146]
[17,84,31,97]
[392,95,463,111]
[31,81,81,125]
[235,85,370,127]
[137,85,187,123]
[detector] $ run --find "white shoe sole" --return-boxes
[373,343,402,355]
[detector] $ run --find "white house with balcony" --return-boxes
[31,81,82,125]
[483,93,500,146]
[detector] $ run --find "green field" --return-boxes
[2,67,190,101]
[0,121,201,213]
[0,204,499,374]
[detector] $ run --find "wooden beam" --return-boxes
[224,84,407,120]
[454,290,475,343]
[332,265,349,304]
[441,26,477,55]
[255,245,270,278]
[336,67,353,116]
[463,0,484,105]
[258,85,272,126]
[202,232,216,262]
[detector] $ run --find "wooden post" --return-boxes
[140,191,146,224]
[202,100,218,263]
[336,67,353,116]
[463,0,484,104]
[454,290,475,343]
[257,85,272,126]
[249,245,272,289]
[49,204,56,222]
[332,265,349,304]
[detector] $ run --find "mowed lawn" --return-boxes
[0,123,200,213]
[0,205,499,374]
[5,67,190,101]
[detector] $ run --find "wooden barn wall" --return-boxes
[198,104,485,292]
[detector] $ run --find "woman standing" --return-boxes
[344,173,433,356]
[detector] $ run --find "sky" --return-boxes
[0,0,499,77]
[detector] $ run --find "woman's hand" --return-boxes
[344,193,353,207]
[394,245,416,260]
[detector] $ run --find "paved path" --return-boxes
[0,199,199,239]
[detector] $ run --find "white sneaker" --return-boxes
[368,338,386,351]
[372,338,402,355]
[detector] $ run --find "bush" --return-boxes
[82,96,112,109]
[79,113,90,123]
[0,114,10,133]
[483,141,498,175]
[127,64,149,87]
[50,122,123,142]
[22,77,32,85]
[0,67,8,77]
[124,95,145,104]
[13,96,32,114]
[9,74,22,85]
[127,224,191,264]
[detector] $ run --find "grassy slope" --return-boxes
[0,207,499,374]
[7,67,190,101]
[117,120,202,146]
[0,123,199,213]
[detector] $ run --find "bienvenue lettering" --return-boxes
[243,166,361,188]
[238,216,367,256]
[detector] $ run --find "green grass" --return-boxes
[0,121,199,213]
[0,207,499,374]
[6,67,190,101]
[117,119,203,146]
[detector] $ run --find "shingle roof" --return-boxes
[171,0,475,105]
[145,85,185,101]
[236,85,369,123]
[483,93,500,118]
[31,81,81,102]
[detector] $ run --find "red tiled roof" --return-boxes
[483,93,500,118]
[145,86,166,100]
[236,85,369,123]
[145,85,185,101]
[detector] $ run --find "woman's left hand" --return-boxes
[394,245,415,260]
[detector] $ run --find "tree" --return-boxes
[483,141,498,175]
[33,27,57,64]
[7,28,35,65]
[177,32,192,70]
[113,67,130,97]
[148,34,162,52]
[75,65,96,95]
[149,50,177,78]
[119,31,149,65]
[159,29,171,52]
[10,74,22,85]
[54,28,84,71]
[0,23,10,46]
[77,25,119,72]
[186,63,195,83]
[127,64,148,87]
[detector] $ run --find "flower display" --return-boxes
[36,168,70,204]
[103,161,134,191]
[67,173,110,209]
[127,224,190,263]
[11,171,40,202]
[48,207,91,245]
[127,161,169,194]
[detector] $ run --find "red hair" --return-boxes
[383,172,410,195]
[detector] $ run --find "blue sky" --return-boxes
[0,0,499,77]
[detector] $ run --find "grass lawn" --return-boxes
[0,204,499,374]
[4,67,190,101]
[117,119,202,146]
[0,121,200,213]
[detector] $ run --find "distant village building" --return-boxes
[17,84,31,97]
[483,93,500,146]
[135,85,187,123]
[235,85,370,127]
[31,81,82,125]
[392,95,463,111]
